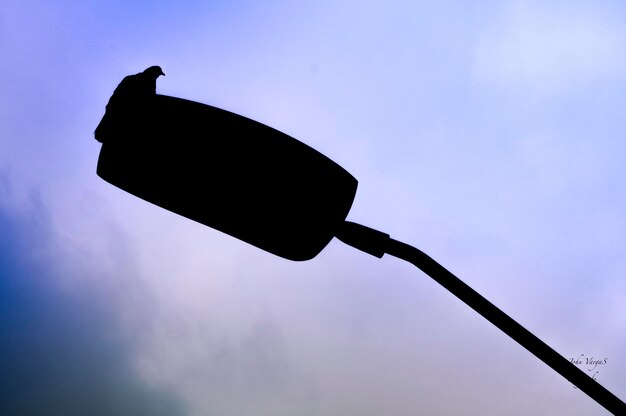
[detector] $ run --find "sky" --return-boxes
[1,0,625,414]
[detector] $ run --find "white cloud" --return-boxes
[473,2,625,93]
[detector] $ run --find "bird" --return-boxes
[94,66,165,142]
[111,65,165,98]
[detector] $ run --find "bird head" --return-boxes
[143,65,165,78]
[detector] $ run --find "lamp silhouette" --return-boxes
[96,92,625,415]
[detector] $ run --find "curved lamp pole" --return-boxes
[95,92,625,415]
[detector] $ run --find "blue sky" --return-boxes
[1,1,625,414]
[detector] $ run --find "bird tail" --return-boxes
[94,112,110,143]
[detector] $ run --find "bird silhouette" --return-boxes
[95,66,165,143]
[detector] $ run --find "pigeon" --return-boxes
[94,66,165,142]
[110,65,165,99]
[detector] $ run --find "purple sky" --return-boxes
[1,1,625,414]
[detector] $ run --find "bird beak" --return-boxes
[161,70,165,76]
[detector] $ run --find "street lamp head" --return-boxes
[96,94,357,261]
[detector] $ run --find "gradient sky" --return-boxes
[1,1,625,414]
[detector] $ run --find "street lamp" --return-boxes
[96,93,625,415]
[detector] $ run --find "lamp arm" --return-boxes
[335,221,625,415]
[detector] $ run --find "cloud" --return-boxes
[473,2,625,93]
[0,176,186,416]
